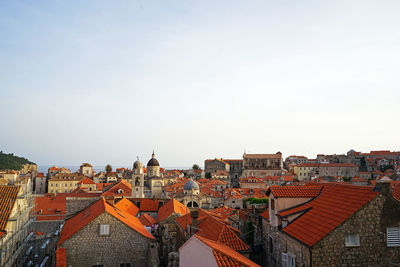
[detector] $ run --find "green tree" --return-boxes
[105,164,112,174]
[192,164,200,170]
[205,172,211,179]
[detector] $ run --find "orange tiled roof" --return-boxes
[195,235,259,267]
[114,198,139,217]
[58,198,154,245]
[260,209,269,220]
[158,198,189,222]
[176,213,192,230]
[140,199,159,212]
[0,186,20,230]
[197,216,249,251]
[139,213,157,227]
[79,178,95,184]
[49,166,59,171]
[56,247,66,267]
[35,195,66,220]
[281,183,378,247]
[267,186,322,198]
[101,179,131,196]
[210,206,237,220]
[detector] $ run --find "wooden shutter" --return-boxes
[387,227,400,247]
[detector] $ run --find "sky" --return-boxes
[0,0,399,167]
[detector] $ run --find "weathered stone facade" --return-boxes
[243,153,283,177]
[61,212,155,267]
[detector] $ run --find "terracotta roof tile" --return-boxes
[197,217,249,251]
[56,247,66,267]
[195,235,259,267]
[0,186,20,230]
[140,199,159,212]
[35,195,66,220]
[268,186,322,198]
[282,183,378,247]
[176,213,192,230]
[114,198,139,217]
[260,209,269,220]
[139,213,157,227]
[101,179,131,196]
[158,199,189,222]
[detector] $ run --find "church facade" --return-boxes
[129,152,176,198]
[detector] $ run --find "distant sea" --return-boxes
[38,165,191,174]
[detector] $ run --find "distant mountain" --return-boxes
[0,151,36,171]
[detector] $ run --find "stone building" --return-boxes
[262,180,400,267]
[79,163,93,177]
[57,198,158,267]
[0,185,32,267]
[48,173,85,193]
[242,153,283,177]
[204,158,243,187]
[294,163,359,181]
[34,172,46,194]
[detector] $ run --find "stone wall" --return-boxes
[66,197,101,217]
[311,194,400,267]
[62,212,155,267]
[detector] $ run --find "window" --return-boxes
[99,224,109,236]
[271,199,275,210]
[92,265,103,267]
[120,264,131,267]
[282,252,295,267]
[387,227,400,247]
[345,233,360,247]
[268,237,273,253]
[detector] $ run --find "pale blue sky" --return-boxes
[0,0,399,167]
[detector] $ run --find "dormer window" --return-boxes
[117,189,123,194]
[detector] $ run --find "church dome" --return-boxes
[133,158,143,169]
[147,151,160,167]
[184,179,199,191]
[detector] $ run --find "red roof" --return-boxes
[79,178,95,184]
[195,235,259,267]
[35,195,66,220]
[267,186,322,198]
[114,198,139,217]
[140,199,159,212]
[197,216,249,251]
[260,209,269,220]
[0,186,20,230]
[56,247,66,267]
[139,213,157,227]
[176,213,192,230]
[281,183,378,247]
[58,198,154,245]
[210,206,237,220]
[158,199,189,222]
[101,179,131,196]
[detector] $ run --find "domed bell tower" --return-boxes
[132,157,145,198]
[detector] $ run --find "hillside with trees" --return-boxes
[0,151,35,170]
